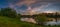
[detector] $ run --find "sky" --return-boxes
[0,0,60,15]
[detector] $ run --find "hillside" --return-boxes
[0,16,60,27]
[0,16,41,27]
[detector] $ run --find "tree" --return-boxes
[53,12,58,22]
[17,14,21,19]
[35,14,47,26]
[0,7,17,18]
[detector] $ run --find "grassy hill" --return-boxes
[0,16,60,27]
[0,16,41,27]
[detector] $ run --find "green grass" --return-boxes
[0,16,41,27]
[0,16,60,27]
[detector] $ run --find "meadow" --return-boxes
[0,16,60,27]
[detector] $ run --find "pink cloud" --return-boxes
[15,0,42,6]
[9,3,16,10]
[8,0,52,15]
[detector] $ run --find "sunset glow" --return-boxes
[0,0,60,15]
[43,11,54,13]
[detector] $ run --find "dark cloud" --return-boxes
[7,0,60,15]
[7,0,60,7]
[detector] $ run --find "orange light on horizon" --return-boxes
[43,11,54,13]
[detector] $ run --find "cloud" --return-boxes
[9,3,17,10]
[14,0,52,15]
[8,0,60,9]
[15,0,38,6]
[9,3,14,8]
[7,0,60,6]
[7,0,60,15]
[15,0,60,6]
[29,4,49,14]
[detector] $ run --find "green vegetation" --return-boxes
[0,16,41,27]
[35,14,47,26]
[0,7,17,18]
[0,7,60,27]
[0,16,60,27]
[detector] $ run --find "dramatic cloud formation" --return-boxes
[9,3,15,9]
[16,0,36,6]
[5,0,60,15]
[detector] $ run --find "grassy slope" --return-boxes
[0,16,41,27]
[0,16,60,27]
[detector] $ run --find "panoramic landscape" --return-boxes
[0,0,60,27]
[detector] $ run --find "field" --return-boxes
[0,16,60,27]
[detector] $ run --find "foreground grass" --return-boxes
[0,16,60,27]
[0,16,41,27]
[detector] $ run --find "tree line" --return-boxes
[0,7,48,26]
[0,7,21,18]
[0,7,60,26]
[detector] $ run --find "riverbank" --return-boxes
[0,16,60,27]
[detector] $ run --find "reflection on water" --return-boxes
[20,18,37,24]
[20,17,60,25]
[45,20,60,25]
